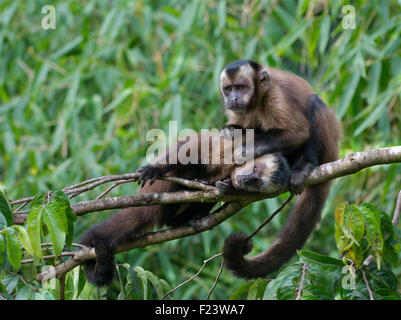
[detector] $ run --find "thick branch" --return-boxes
[30,146,401,282]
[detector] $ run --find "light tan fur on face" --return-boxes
[231,154,278,189]
[220,65,255,112]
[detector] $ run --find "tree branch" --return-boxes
[26,146,401,283]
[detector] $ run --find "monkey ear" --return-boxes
[259,70,270,90]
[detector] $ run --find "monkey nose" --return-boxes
[245,173,262,185]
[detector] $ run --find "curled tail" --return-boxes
[223,182,331,279]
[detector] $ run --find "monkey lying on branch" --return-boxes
[80,131,290,286]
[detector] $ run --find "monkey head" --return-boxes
[231,153,290,193]
[220,60,270,114]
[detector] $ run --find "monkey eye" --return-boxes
[224,86,232,93]
[236,85,246,91]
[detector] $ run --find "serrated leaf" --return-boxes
[359,203,384,268]
[133,266,148,300]
[146,270,165,299]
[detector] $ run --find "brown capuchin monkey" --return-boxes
[80,131,289,286]
[217,60,341,279]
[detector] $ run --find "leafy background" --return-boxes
[0,0,400,299]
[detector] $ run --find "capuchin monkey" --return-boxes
[218,60,341,279]
[81,59,341,285]
[80,131,272,286]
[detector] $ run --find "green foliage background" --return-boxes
[0,0,400,299]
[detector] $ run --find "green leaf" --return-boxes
[334,202,347,227]
[354,95,390,136]
[0,186,13,227]
[146,270,165,299]
[272,19,312,55]
[13,225,34,256]
[318,16,331,54]
[27,191,69,258]
[54,191,75,247]
[367,61,382,106]
[247,278,269,300]
[133,266,149,300]
[230,282,253,300]
[344,204,365,246]
[298,250,344,267]
[338,72,360,119]
[5,228,22,270]
[26,194,44,259]
[359,203,384,268]
[41,200,67,257]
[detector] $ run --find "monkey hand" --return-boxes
[215,178,235,194]
[135,165,164,187]
[220,124,244,139]
[289,170,309,195]
[233,143,254,161]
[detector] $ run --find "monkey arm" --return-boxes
[135,163,180,187]
[219,124,245,138]
[237,129,309,160]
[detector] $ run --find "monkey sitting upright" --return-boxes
[216,60,341,279]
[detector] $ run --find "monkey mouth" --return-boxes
[227,103,247,113]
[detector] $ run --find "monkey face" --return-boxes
[220,64,255,113]
[221,81,254,113]
[220,61,270,114]
[231,154,290,193]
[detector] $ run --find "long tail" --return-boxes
[223,182,331,279]
[80,203,165,286]
[80,227,116,286]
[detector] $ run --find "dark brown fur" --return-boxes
[220,60,341,279]
[80,132,246,286]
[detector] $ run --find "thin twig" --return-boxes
[207,258,225,300]
[296,263,308,300]
[246,193,294,241]
[21,251,75,264]
[392,190,401,226]
[162,253,223,300]
[361,268,374,300]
